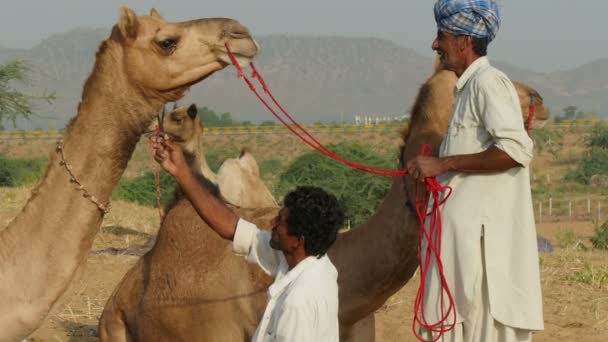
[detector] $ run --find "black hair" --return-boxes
[283,186,344,258]
[472,36,489,56]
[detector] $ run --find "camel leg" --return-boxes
[341,314,375,342]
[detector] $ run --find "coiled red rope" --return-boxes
[226,44,455,340]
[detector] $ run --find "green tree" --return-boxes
[562,105,577,119]
[0,61,54,129]
[259,120,277,127]
[219,112,233,126]
[198,106,221,126]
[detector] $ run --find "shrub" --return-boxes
[0,154,47,186]
[591,220,608,250]
[565,148,608,184]
[112,171,177,207]
[276,143,394,226]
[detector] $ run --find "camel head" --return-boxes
[431,55,550,129]
[160,103,204,156]
[110,7,259,102]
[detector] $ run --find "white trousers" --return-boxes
[420,239,533,342]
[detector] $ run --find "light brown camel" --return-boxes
[0,7,259,341]
[98,63,548,341]
[159,103,278,208]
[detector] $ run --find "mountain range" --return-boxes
[1,28,607,130]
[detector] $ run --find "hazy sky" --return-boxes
[0,0,604,72]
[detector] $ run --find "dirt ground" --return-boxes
[0,188,605,342]
[2,126,607,341]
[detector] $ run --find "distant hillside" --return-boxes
[1,28,607,129]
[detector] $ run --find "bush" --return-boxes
[585,122,608,149]
[566,148,608,184]
[112,171,177,207]
[276,143,394,226]
[0,154,47,186]
[591,221,608,250]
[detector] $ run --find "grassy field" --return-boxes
[1,123,607,341]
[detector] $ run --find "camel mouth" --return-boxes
[217,38,260,68]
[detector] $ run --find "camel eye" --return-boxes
[158,39,177,50]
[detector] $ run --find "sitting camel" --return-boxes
[98,63,549,341]
[0,7,259,341]
[160,103,278,209]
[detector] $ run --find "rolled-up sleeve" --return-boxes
[232,218,282,277]
[478,75,534,167]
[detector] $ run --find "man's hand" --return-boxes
[406,146,522,181]
[152,136,189,181]
[406,156,449,181]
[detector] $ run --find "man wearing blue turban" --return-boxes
[407,1,544,341]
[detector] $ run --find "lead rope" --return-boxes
[526,94,536,135]
[150,106,166,222]
[226,44,456,340]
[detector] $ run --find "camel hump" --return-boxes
[237,148,261,177]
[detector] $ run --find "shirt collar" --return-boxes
[455,56,490,92]
[268,255,324,298]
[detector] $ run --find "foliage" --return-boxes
[259,159,283,178]
[556,227,577,248]
[0,154,47,186]
[275,143,394,226]
[591,220,608,250]
[112,171,177,208]
[565,123,608,184]
[569,261,608,288]
[0,61,55,129]
[204,148,240,172]
[259,120,277,126]
[561,106,578,120]
[565,148,608,183]
[585,122,608,149]
[530,126,563,158]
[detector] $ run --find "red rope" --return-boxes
[412,147,457,341]
[226,44,456,340]
[526,95,536,135]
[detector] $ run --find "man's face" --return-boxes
[269,208,303,252]
[432,31,467,75]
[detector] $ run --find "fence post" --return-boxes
[539,201,543,223]
[599,202,602,223]
[569,201,572,220]
[588,197,591,214]
[549,198,552,217]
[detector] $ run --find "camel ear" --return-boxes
[150,8,162,19]
[118,6,139,39]
[187,104,198,119]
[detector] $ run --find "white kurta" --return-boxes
[232,219,340,342]
[422,57,544,331]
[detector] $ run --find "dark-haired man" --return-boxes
[153,139,344,342]
[406,0,543,341]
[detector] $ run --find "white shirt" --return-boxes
[232,219,340,342]
[422,57,544,330]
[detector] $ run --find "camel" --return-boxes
[0,7,259,341]
[98,62,549,341]
[158,103,278,209]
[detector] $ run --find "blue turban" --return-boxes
[434,0,501,42]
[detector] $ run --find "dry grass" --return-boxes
[2,125,607,341]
